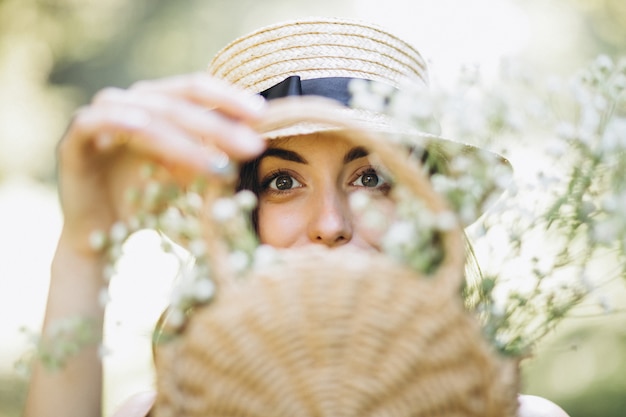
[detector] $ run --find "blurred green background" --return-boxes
[0,0,624,416]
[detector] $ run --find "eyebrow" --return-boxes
[343,146,369,164]
[261,148,308,164]
[260,145,369,165]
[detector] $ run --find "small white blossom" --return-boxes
[610,74,626,95]
[102,264,116,282]
[88,230,107,251]
[545,139,568,158]
[254,244,278,268]
[593,55,613,74]
[188,239,207,258]
[234,190,258,211]
[110,222,128,243]
[98,344,112,360]
[160,207,184,232]
[166,308,185,328]
[351,92,385,112]
[435,211,458,231]
[362,209,388,232]
[384,221,415,247]
[592,218,619,244]
[601,117,626,152]
[185,192,204,211]
[228,250,250,273]
[98,287,111,307]
[349,191,371,212]
[348,78,369,95]
[597,294,612,314]
[193,279,215,302]
[143,181,162,205]
[212,198,238,221]
[371,80,396,97]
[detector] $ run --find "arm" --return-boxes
[23,73,266,417]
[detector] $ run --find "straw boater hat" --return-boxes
[207,17,512,221]
[150,18,519,417]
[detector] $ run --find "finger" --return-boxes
[92,87,266,160]
[130,73,267,122]
[66,104,236,178]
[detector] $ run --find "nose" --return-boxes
[308,189,353,247]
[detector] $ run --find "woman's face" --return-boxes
[256,132,394,250]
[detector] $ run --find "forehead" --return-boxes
[267,131,356,151]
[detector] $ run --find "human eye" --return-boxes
[351,168,391,192]
[261,170,303,192]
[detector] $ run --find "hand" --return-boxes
[56,73,267,254]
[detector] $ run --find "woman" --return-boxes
[24,18,569,417]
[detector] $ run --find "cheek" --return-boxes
[257,203,305,248]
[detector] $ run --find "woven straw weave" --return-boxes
[152,98,519,417]
[208,17,428,93]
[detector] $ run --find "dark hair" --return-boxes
[236,156,262,232]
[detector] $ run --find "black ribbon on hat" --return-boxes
[259,75,370,106]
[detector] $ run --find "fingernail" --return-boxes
[206,152,237,180]
[233,128,266,154]
[244,94,267,115]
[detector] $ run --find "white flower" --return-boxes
[601,117,626,152]
[545,138,568,158]
[435,211,458,231]
[459,205,477,226]
[593,54,613,74]
[449,155,472,173]
[110,222,128,243]
[578,270,595,292]
[234,190,258,211]
[212,198,238,221]
[127,216,141,231]
[193,279,215,302]
[592,218,619,244]
[102,264,116,282]
[98,344,112,360]
[348,78,369,96]
[88,230,107,251]
[362,209,388,232]
[143,181,162,205]
[166,308,185,328]
[351,91,385,112]
[254,244,278,268]
[185,192,204,211]
[228,250,250,273]
[160,207,184,232]
[349,191,371,212]
[371,81,396,97]
[188,239,207,258]
[384,221,415,247]
[98,287,111,307]
[597,294,612,314]
[610,74,626,95]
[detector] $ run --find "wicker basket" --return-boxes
[152,97,519,417]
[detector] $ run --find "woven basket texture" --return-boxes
[153,247,518,417]
[152,98,519,417]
